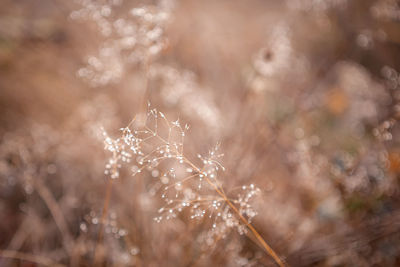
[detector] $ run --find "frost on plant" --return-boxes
[71,0,174,86]
[102,106,261,243]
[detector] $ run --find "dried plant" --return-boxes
[71,0,174,86]
[2,0,400,266]
[101,105,284,266]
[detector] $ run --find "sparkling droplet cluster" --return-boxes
[102,106,261,240]
[71,0,174,86]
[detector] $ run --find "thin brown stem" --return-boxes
[93,177,113,265]
[0,250,65,267]
[180,156,285,267]
[34,178,73,257]
[142,125,285,265]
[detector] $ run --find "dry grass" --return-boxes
[1,0,400,266]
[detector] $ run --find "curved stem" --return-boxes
[182,156,285,267]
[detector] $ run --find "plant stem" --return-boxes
[93,177,113,265]
[182,156,285,267]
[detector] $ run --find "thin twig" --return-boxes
[93,177,113,265]
[34,178,73,257]
[181,156,286,267]
[0,250,65,267]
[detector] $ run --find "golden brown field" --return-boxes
[1,0,400,266]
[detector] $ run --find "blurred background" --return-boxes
[1,0,400,266]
